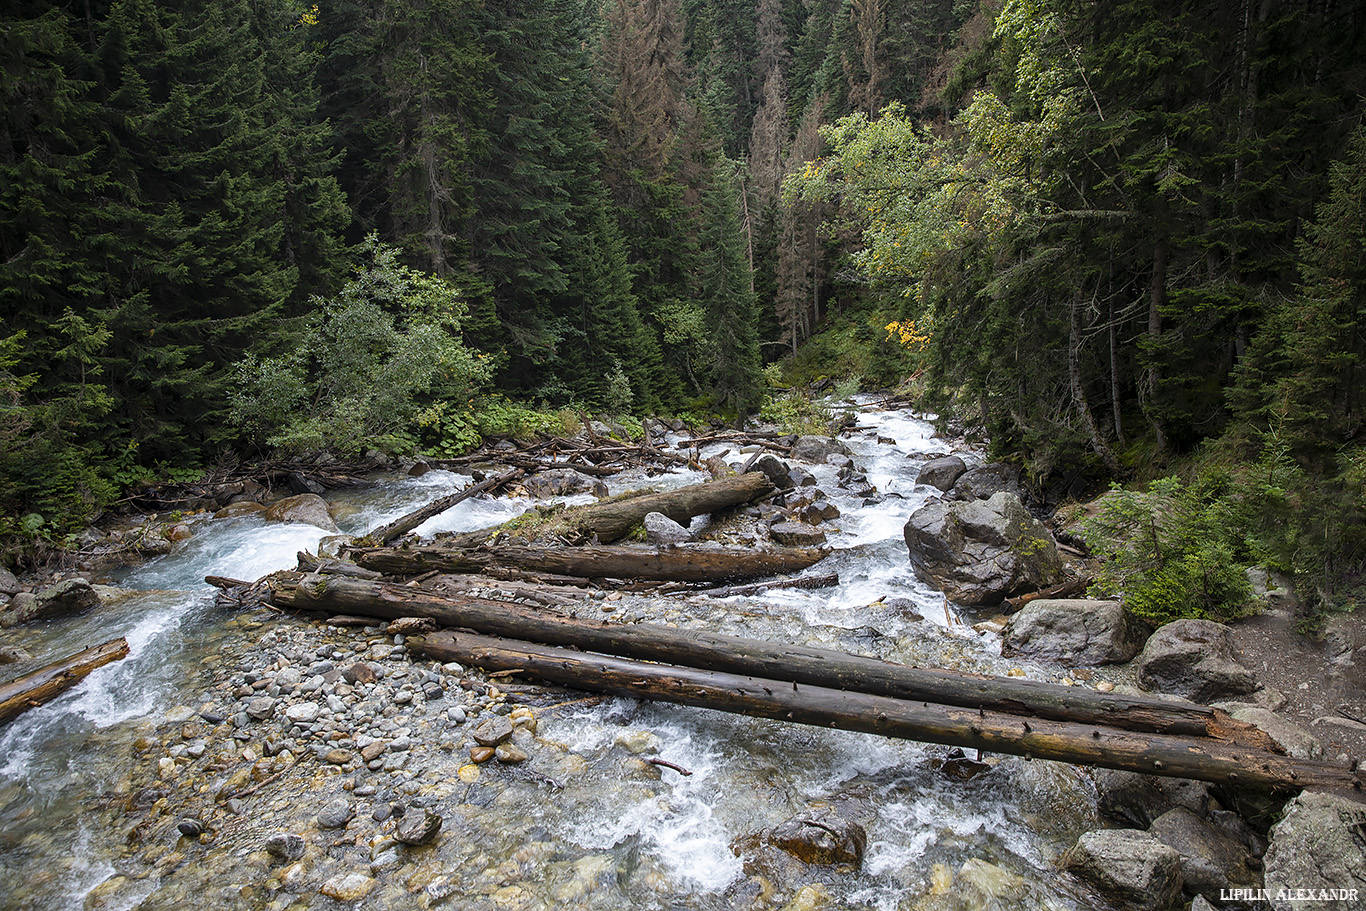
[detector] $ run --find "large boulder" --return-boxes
[1135,619,1257,703]
[0,566,19,596]
[1148,807,1261,901]
[642,512,694,545]
[1064,829,1184,911]
[522,468,608,499]
[915,456,967,492]
[1001,599,1148,665]
[1263,791,1366,910]
[1223,705,1323,761]
[948,462,1028,503]
[263,493,340,532]
[791,435,851,463]
[767,808,866,867]
[903,492,1065,605]
[1,578,101,627]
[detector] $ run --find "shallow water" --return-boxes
[0,403,1109,910]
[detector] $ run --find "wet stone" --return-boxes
[176,818,205,838]
[264,832,305,862]
[495,743,529,764]
[470,746,495,763]
[324,749,353,765]
[395,808,443,846]
[284,702,320,724]
[473,715,514,747]
[244,697,276,721]
[360,742,386,762]
[317,797,355,829]
[320,872,375,901]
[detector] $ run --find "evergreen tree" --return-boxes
[698,156,762,418]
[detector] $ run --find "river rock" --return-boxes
[1,578,101,627]
[395,808,443,845]
[916,456,967,492]
[0,644,32,664]
[948,462,1028,503]
[214,501,266,520]
[791,436,851,463]
[903,492,1064,605]
[0,566,19,596]
[317,797,355,829]
[768,808,867,867]
[320,872,374,901]
[643,512,694,545]
[1263,791,1366,908]
[769,522,827,546]
[263,494,339,532]
[284,702,320,724]
[1135,619,1257,703]
[1064,829,1183,911]
[341,662,378,685]
[1094,770,1211,828]
[264,832,306,862]
[1001,599,1147,665]
[245,696,277,721]
[473,715,514,746]
[752,454,794,489]
[1148,807,1259,900]
[523,468,608,499]
[386,616,436,634]
[1224,706,1323,760]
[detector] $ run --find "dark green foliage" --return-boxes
[698,157,763,419]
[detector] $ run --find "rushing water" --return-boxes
[0,402,1109,910]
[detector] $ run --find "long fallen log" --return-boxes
[269,574,1274,747]
[431,471,774,547]
[361,468,522,546]
[413,630,1362,792]
[0,637,130,725]
[704,571,840,598]
[352,543,829,582]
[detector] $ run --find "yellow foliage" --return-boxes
[299,4,319,26]
[885,320,930,351]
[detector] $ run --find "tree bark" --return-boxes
[361,469,522,545]
[352,542,829,582]
[1070,294,1123,473]
[410,630,1362,792]
[0,637,130,725]
[269,574,1273,746]
[404,471,774,548]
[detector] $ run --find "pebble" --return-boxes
[324,749,353,765]
[395,808,443,845]
[176,818,205,837]
[470,746,495,763]
[360,741,386,762]
[342,662,379,685]
[320,872,375,901]
[263,832,305,861]
[473,716,513,747]
[284,702,320,724]
[317,798,354,829]
[495,743,528,764]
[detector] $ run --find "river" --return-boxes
[0,402,1107,910]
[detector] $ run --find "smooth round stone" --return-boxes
[244,697,276,721]
[324,749,353,765]
[473,716,513,747]
[176,818,205,837]
[320,872,375,901]
[495,743,528,764]
[317,798,355,829]
[284,703,320,724]
[469,746,495,763]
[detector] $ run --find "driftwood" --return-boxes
[352,543,829,583]
[1003,577,1093,612]
[268,574,1273,746]
[411,471,774,548]
[704,571,840,598]
[361,469,522,545]
[411,630,1364,793]
[0,637,130,725]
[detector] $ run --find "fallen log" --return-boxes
[0,637,130,725]
[413,631,1362,792]
[704,571,840,598]
[269,574,1275,746]
[413,471,774,548]
[1003,576,1093,612]
[352,543,829,583]
[362,469,522,545]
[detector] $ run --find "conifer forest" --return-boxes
[3,0,1366,612]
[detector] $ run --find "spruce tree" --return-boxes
[698,156,762,419]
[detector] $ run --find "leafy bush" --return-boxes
[230,236,492,457]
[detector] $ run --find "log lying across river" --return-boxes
[351,543,829,582]
[411,630,1365,792]
[0,637,130,726]
[426,470,775,548]
[269,574,1277,748]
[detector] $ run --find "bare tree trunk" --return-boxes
[0,638,130,726]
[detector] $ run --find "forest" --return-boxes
[2,0,1364,614]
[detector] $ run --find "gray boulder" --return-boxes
[1148,807,1260,900]
[903,492,1065,605]
[0,566,18,596]
[263,494,340,532]
[1,578,101,627]
[1224,706,1323,761]
[791,435,851,463]
[769,522,828,547]
[752,454,794,489]
[1263,791,1366,910]
[1001,599,1148,665]
[948,462,1028,502]
[1064,829,1183,911]
[1094,770,1211,829]
[915,456,967,492]
[643,512,694,545]
[1135,619,1257,703]
[523,468,608,499]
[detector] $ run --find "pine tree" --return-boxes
[698,156,762,419]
